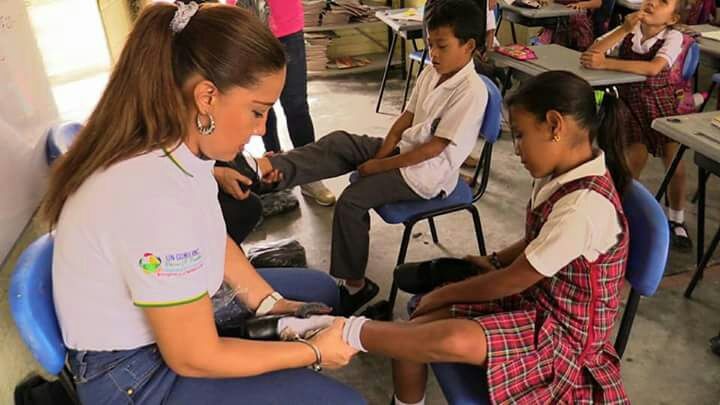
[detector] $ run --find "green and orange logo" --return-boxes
[139,253,162,274]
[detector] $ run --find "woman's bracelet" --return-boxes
[296,338,322,372]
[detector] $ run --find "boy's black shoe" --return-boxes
[338,278,379,316]
[669,221,693,252]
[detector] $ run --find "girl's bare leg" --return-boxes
[365,307,487,403]
[626,142,649,179]
[663,142,687,212]
[392,308,453,403]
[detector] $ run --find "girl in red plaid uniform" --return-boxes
[581,0,693,251]
[336,71,632,404]
[537,0,600,51]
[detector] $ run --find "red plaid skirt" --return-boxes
[450,174,630,404]
[538,12,594,51]
[618,33,679,157]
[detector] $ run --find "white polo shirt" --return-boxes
[53,143,227,350]
[524,152,624,277]
[604,25,683,66]
[399,60,488,199]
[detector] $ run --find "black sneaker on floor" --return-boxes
[338,278,379,316]
[669,221,693,252]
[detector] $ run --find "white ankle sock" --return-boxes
[342,316,369,352]
[394,395,425,405]
[344,280,365,295]
[668,208,685,224]
[277,315,334,339]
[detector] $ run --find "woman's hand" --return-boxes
[580,50,607,69]
[257,153,284,184]
[358,159,385,177]
[214,167,252,200]
[568,2,586,9]
[310,318,358,369]
[270,299,332,316]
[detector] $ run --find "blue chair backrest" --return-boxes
[621,180,669,296]
[9,234,66,375]
[45,121,83,165]
[682,41,700,82]
[478,75,502,144]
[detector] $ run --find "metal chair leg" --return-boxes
[386,222,416,319]
[428,217,439,244]
[700,82,716,112]
[468,205,487,256]
[376,32,399,114]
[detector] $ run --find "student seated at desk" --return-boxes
[537,0,603,51]
[256,0,489,316]
[334,72,633,404]
[582,0,694,251]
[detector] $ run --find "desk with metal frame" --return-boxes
[651,113,720,298]
[497,0,580,44]
[375,8,424,113]
[490,44,646,89]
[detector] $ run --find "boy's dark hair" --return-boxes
[424,0,487,55]
[506,71,631,195]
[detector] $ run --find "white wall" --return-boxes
[0,0,57,264]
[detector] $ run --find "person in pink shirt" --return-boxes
[231,0,336,206]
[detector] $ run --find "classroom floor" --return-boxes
[1,71,719,404]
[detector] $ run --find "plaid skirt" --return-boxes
[537,12,594,51]
[621,82,678,157]
[452,300,629,404]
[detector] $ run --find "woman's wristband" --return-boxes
[296,338,322,372]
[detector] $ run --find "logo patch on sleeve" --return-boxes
[138,249,203,277]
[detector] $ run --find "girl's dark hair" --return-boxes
[506,71,631,195]
[424,0,487,55]
[41,3,286,227]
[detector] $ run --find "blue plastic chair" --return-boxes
[45,121,82,165]
[357,75,502,319]
[426,180,669,404]
[9,233,79,402]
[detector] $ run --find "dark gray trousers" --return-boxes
[268,131,422,280]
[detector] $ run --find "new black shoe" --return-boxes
[394,257,480,295]
[669,221,693,252]
[218,315,283,340]
[338,278,379,316]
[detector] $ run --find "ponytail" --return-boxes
[40,3,285,228]
[506,71,632,195]
[594,91,631,195]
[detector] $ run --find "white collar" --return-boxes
[532,151,608,208]
[431,59,476,91]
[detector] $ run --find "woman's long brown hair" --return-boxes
[40,3,285,228]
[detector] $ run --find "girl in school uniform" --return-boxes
[331,71,633,404]
[537,0,602,51]
[581,0,693,250]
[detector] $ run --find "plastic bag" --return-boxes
[212,282,252,326]
[260,189,299,218]
[246,238,307,268]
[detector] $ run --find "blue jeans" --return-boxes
[67,268,365,404]
[262,31,315,153]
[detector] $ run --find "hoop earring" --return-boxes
[196,112,216,136]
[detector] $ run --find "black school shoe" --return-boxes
[394,257,481,295]
[338,278,380,316]
[669,221,693,252]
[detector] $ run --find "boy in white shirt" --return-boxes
[257,0,489,316]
